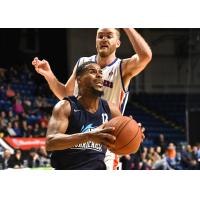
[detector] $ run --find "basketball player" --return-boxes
[46,61,122,169]
[32,28,152,169]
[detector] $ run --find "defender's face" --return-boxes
[96,28,120,57]
[79,63,104,95]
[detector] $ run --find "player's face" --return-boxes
[96,28,121,57]
[80,64,104,96]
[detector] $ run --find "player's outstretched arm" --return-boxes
[32,57,76,100]
[46,100,116,151]
[122,28,152,89]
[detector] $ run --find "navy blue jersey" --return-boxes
[50,96,112,170]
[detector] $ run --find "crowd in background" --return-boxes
[0,65,200,170]
[120,141,200,170]
[0,147,51,169]
[0,64,54,138]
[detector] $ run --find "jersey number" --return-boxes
[102,113,108,124]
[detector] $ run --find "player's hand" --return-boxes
[89,126,116,148]
[138,122,145,142]
[32,57,53,78]
[129,115,145,142]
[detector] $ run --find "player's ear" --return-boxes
[77,76,81,84]
[116,39,121,48]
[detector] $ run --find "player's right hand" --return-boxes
[32,57,52,78]
[89,126,116,148]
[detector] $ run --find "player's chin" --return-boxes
[97,90,104,97]
[98,50,109,57]
[92,87,104,97]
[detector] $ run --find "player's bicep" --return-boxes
[122,55,143,77]
[46,100,70,137]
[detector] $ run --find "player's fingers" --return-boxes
[100,127,115,133]
[104,134,116,144]
[107,144,115,150]
[32,57,38,64]
[141,133,145,142]
[141,127,145,132]
[42,59,48,64]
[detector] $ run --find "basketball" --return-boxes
[104,116,142,155]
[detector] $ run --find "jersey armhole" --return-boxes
[62,96,75,120]
[119,60,129,93]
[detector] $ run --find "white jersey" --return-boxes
[74,55,129,114]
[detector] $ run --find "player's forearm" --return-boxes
[46,133,91,151]
[123,28,152,61]
[45,75,67,100]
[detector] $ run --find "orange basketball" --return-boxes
[104,116,142,155]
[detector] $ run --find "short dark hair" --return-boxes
[75,61,96,77]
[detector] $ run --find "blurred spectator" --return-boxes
[39,121,47,137]
[27,148,41,168]
[155,146,163,158]
[32,123,40,137]
[21,120,28,137]
[38,146,50,167]
[7,122,17,137]
[0,149,12,169]
[131,145,146,170]
[180,144,195,169]
[7,110,15,123]
[191,146,200,169]
[155,133,167,154]
[152,143,181,170]
[165,143,179,169]
[0,111,8,125]
[39,114,49,128]
[191,146,200,161]
[8,149,24,169]
[137,146,153,170]
[0,85,6,100]
[0,112,8,137]
[13,97,24,114]
[23,97,32,114]
[120,154,134,170]
[13,121,22,137]
[147,147,155,161]
[34,96,43,108]
[6,84,16,101]
[27,124,33,137]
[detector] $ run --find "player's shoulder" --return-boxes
[53,99,71,117]
[107,57,122,69]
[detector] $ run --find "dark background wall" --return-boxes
[0,28,67,83]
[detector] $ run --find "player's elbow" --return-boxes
[45,135,55,151]
[143,50,152,64]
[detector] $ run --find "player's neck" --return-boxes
[96,53,116,68]
[78,96,99,113]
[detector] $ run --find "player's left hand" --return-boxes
[129,115,145,142]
